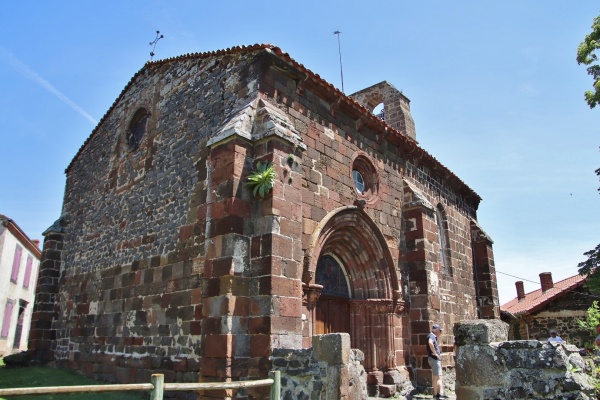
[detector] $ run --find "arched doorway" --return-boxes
[303,207,405,371]
[314,254,351,335]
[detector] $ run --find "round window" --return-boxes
[352,170,365,194]
[350,152,379,205]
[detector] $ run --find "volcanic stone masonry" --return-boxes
[28,44,499,399]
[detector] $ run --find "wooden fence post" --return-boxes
[151,374,164,400]
[269,370,280,400]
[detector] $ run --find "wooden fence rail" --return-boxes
[0,371,281,400]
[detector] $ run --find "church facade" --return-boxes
[28,44,499,396]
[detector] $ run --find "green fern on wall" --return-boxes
[246,161,276,198]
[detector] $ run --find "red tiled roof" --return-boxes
[501,274,587,315]
[0,214,42,259]
[64,44,480,202]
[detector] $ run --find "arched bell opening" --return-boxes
[303,207,404,371]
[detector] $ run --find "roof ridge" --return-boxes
[63,44,480,202]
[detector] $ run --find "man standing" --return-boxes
[547,329,564,343]
[427,323,448,399]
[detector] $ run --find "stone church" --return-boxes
[28,44,499,398]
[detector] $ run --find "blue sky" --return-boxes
[1,1,598,305]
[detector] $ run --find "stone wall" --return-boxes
[270,334,367,400]
[28,45,500,393]
[454,319,595,400]
[507,287,592,347]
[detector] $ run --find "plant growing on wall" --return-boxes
[577,301,600,351]
[246,161,276,198]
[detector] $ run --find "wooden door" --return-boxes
[315,296,350,335]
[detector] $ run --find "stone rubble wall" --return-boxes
[454,319,596,400]
[271,333,367,400]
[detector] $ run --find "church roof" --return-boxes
[501,273,587,316]
[65,44,481,203]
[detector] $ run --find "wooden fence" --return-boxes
[0,371,281,399]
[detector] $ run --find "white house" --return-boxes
[0,214,41,356]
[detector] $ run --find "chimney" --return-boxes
[516,281,525,300]
[32,239,40,248]
[540,272,554,293]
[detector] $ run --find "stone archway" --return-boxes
[303,206,404,371]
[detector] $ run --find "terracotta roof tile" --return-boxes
[501,274,587,315]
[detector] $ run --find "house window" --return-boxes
[316,255,350,298]
[10,245,22,283]
[12,301,27,349]
[126,108,149,151]
[1,300,14,338]
[23,255,33,289]
[435,205,453,277]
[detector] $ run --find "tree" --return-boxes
[578,153,600,288]
[577,14,600,108]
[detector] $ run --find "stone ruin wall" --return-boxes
[454,319,596,400]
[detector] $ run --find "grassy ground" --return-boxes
[0,357,147,400]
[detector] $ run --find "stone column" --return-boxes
[402,184,440,387]
[200,97,307,399]
[470,222,500,319]
[454,319,508,400]
[200,137,254,398]
[28,219,66,364]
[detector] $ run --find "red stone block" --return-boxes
[248,316,271,334]
[179,224,194,241]
[212,256,234,276]
[204,334,233,358]
[232,296,250,316]
[190,320,202,335]
[194,304,203,319]
[200,357,217,377]
[249,335,271,357]
[224,198,251,217]
[173,358,187,372]
[258,275,302,297]
[278,297,301,317]
[210,215,245,237]
[271,316,301,333]
[270,234,293,259]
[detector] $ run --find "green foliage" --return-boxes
[577,301,600,348]
[579,244,600,289]
[577,14,600,108]
[246,161,276,198]
[577,156,600,290]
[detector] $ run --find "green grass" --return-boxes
[0,359,147,400]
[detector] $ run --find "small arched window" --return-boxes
[126,108,149,151]
[435,204,453,277]
[316,255,351,298]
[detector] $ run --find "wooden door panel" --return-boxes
[315,297,349,335]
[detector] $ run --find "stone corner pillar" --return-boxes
[28,219,66,365]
